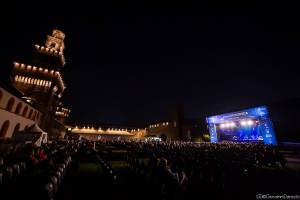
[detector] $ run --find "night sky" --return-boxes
[1,12,300,127]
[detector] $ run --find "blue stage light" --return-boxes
[206,106,277,145]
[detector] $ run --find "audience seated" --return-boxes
[95,139,289,199]
[0,137,293,200]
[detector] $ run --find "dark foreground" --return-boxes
[1,140,300,200]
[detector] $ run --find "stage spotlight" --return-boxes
[220,124,225,128]
[230,122,235,127]
[240,121,247,126]
[225,123,230,128]
[247,120,254,125]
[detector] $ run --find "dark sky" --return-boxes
[1,12,300,126]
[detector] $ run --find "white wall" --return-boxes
[0,109,36,137]
[0,86,43,138]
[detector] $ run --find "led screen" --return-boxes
[206,106,277,145]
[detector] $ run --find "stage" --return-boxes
[206,106,277,145]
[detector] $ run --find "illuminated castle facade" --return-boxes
[0,29,70,138]
[68,105,204,141]
[1,29,202,141]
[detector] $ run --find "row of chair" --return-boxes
[43,155,72,200]
[95,153,118,184]
[0,156,26,186]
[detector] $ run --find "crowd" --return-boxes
[0,139,81,199]
[0,137,294,200]
[99,140,288,200]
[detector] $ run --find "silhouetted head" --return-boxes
[159,158,168,169]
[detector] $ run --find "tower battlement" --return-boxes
[45,29,65,53]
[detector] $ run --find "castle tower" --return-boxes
[170,103,184,140]
[11,29,70,136]
[45,29,65,53]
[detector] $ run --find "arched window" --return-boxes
[0,120,10,138]
[36,112,40,121]
[0,90,3,104]
[6,97,15,112]
[12,123,20,136]
[50,42,57,49]
[22,106,28,117]
[15,102,23,114]
[32,111,37,120]
[28,109,33,119]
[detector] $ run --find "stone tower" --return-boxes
[11,29,70,137]
[45,29,65,53]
